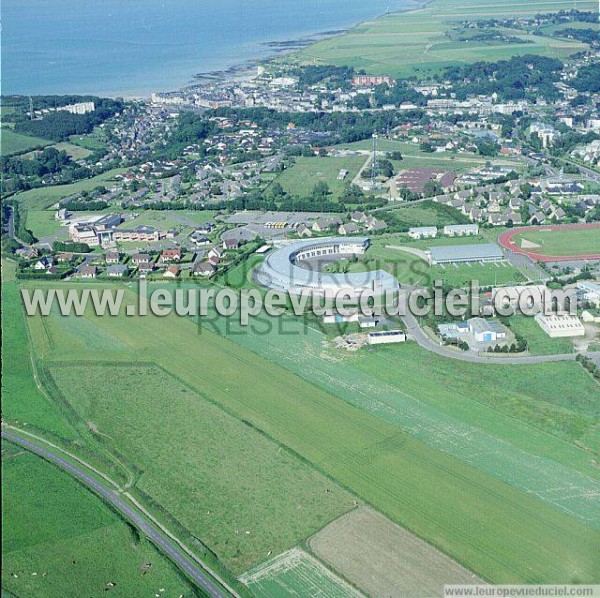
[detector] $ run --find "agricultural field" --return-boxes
[46,361,355,574]
[1,261,77,439]
[16,280,600,584]
[512,227,600,257]
[1,128,50,156]
[383,202,469,228]
[15,168,126,212]
[308,507,481,597]
[2,441,194,598]
[287,0,595,78]
[69,128,107,152]
[239,548,362,598]
[272,155,368,199]
[210,308,600,509]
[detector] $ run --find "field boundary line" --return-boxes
[1,423,241,598]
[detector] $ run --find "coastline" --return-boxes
[3,1,424,101]
[178,0,428,94]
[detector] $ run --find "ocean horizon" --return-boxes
[2,0,417,98]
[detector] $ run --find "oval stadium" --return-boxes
[255,237,399,297]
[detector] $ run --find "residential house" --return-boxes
[161,249,182,262]
[163,265,181,278]
[193,262,217,277]
[107,264,128,278]
[105,251,120,264]
[79,265,97,279]
[339,222,360,236]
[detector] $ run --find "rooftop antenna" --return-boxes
[371,133,379,190]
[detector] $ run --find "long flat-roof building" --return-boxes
[255,237,399,297]
[535,313,585,338]
[428,243,504,265]
[444,224,479,236]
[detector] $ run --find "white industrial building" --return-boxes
[428,243,504,265]
[534,313,585,338]
[408,226,437,240]
[577,281,600,308]
[444,224,479,237]
[368,330,406,345]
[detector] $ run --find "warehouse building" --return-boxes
[534,313,585,338]
[444,224,479,237]
[367,330,406,345]
[408,226,438,240]
[428,243,504,265]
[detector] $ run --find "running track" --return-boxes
[498,223,600,263]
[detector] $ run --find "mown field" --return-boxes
[513,227,600,257]
[15,280,600,584]
[2,441,195,598]
[46,362,356,574]
[308,507,480,597]
[240,548,362,597]
[288,0,595,77]
[335,139,521,174]
[1,128,51,156]
[1,262,77,439]
[272,155,368,199]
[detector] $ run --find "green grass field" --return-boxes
[504,315,575,356]
[288,0,595,78]
[1,128,51,156]
[344,235,527,287]
[272,156,367,199]
[1,262,77,439]
[46,361,355,574]
[239,548,362,597]
[513,227,600,257]
[337,139,521,173]
[2,441,194,598]
[15,168,126,213]
[13,279,599,584]
[52,141,93,161]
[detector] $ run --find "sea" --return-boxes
[2,0,417,98]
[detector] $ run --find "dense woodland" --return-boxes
[2,96,124,141]
[439,55,564,102]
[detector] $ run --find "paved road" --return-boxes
[1,429,232,598]
[398,292,600,365]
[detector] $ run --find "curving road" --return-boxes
[398,291,600,365]
[1,429,235,598]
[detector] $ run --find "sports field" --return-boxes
[505,225,600,260]
[343,236,527,287]
[239,548,362,597]
[14,279,599,584]
[1,129,51,156]
[335,139,521,173]
[2,441,194,598]
[272,156,368,199]
[288,0,595,78]
[308,507,481,597]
